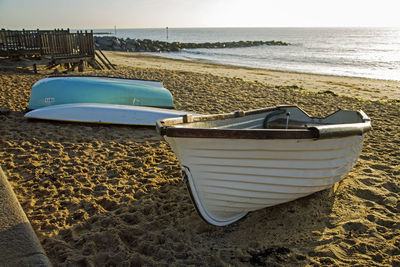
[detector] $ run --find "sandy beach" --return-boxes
[0,54,399,266]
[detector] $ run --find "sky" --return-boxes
[1,0,400,29]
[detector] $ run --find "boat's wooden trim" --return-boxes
[160,122,370,140]
[163,128,318,139]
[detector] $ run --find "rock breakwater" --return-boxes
[94,36,290,52]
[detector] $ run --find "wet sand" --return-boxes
[0,56,399,266]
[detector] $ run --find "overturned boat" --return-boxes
[25,103,192,126]
[27,76,174,110]
[157,105,371,226]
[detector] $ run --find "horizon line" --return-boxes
[3,26,400,31]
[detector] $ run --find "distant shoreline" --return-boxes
[148,52,400,83]
[104,51,400,102]
[91,27,400,82]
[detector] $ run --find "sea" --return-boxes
[95,27,400,81]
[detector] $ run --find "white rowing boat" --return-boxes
[157,105,371,226]
[25,103,191,126]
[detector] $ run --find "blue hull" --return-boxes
[28,77,174,110]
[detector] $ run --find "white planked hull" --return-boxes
[165,135,364,226]
[25,103,191,126]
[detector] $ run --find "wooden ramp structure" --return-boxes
[0,29,115,72]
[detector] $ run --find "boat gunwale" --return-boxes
[157,105,371,139]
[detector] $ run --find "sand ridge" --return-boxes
[0,62,399,265]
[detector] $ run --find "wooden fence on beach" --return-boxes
[0,29,94,58]
[0,29,113,72]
